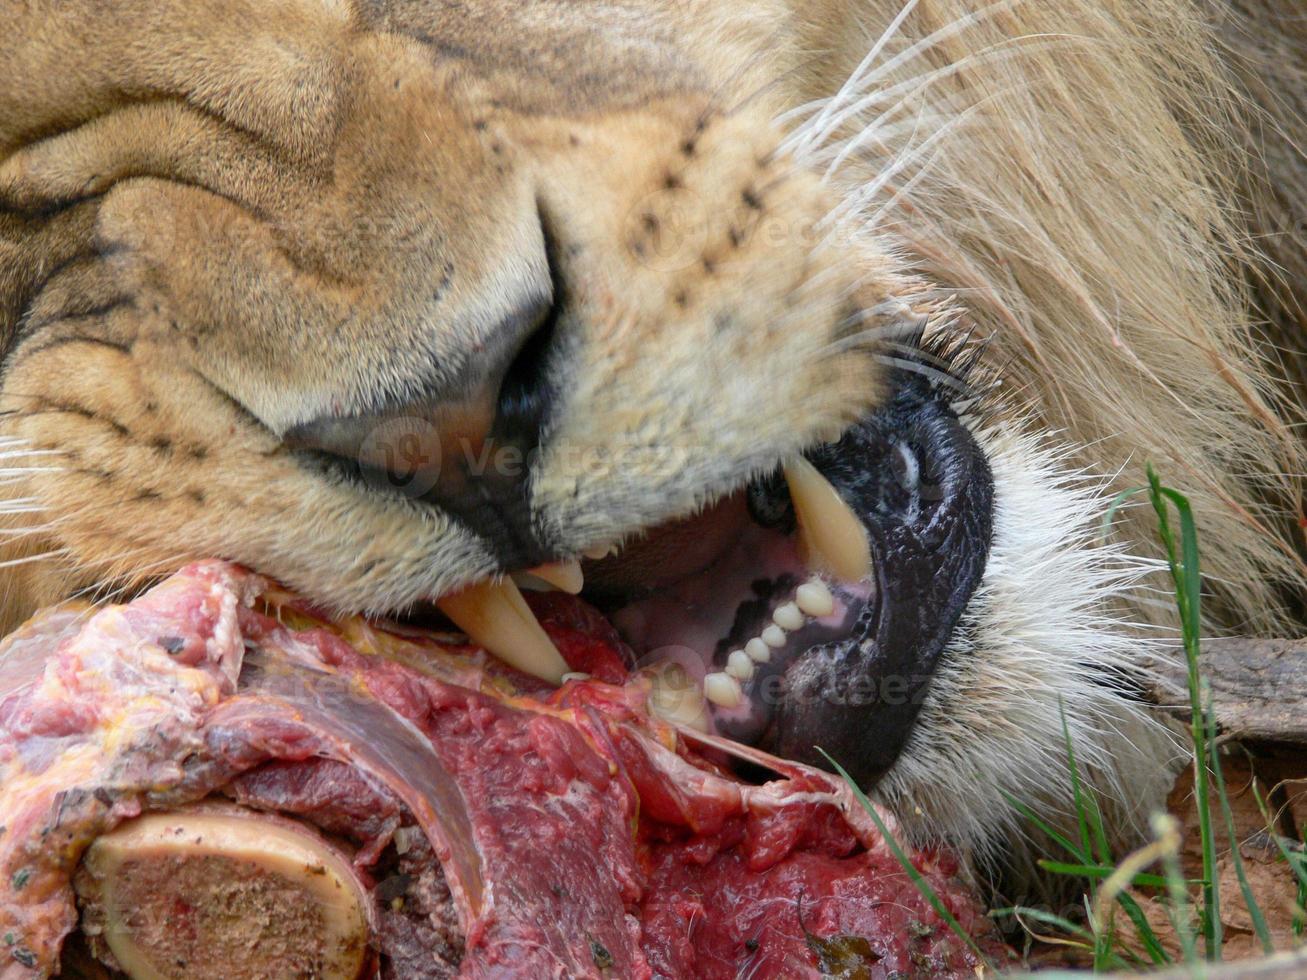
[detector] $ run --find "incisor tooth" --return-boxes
[761,624,787,648]
[773,602,804,631]
[526,559,584,594]
[437,578,570,684]
[796,578,835,618]
[746,638,772,663]
[725,650,754,681]
[784,456,872,583]
[704,671,743,708]
[582,544,612,560]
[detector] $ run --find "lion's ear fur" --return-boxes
[789,0,1305,632]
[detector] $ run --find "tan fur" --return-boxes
[0,0,1302,866]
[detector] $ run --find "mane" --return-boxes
[783,0,1306,634]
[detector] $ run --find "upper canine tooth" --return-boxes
[582,544,612,561]
[784,457,872,583]
[524,559,584,594]
[436,578,570,684]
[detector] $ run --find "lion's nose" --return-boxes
[284,297,558,569]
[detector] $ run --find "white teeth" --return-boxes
[703,671,743,708]
[725,649,754,681]
[719,582,831,681]
[784,457,872,583]
[772,602,804,631]
[582,544,612,560]
[560,671,591,684]
[795,578,835,618]
[436,577,571,684]
[648,665,709,731]
[524,559,584,594]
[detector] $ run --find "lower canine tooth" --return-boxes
[784,457,872,582]
[761,624,787,648]
[704,672,743,708]
[746,638,772,663]
[725,650,754,680]
[437,578,570,684]
[795,579,835,617]
[772,602,804,631]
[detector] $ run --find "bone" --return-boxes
[75,809,371,980]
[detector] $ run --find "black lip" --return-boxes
[751,365,995,788]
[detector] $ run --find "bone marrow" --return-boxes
[74,809,371,980]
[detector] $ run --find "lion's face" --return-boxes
[19,0,1293,863]
[2,0,899,610]
[4,0,982,788]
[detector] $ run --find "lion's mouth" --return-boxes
[439,365,997,787]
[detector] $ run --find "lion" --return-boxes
[0,0,1302,898]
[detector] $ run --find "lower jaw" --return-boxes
[577,491,876,745]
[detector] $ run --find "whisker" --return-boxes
[871,353,973,394]
[794,0,924,152]
[0,547,70,571]
[785,0,1021,156]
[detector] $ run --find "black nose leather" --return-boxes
[285,297,558,569]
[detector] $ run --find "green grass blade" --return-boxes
[1249,782,1307,939]
[997,788,1089,862]
[1058,701,1099,866]
[821,750,993,968]
[1207,689,1274,954]
[1116,891,1172,966]
[1036,860,1172,889]
[1099,485,1148,544]
[1147,465,1220,960]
